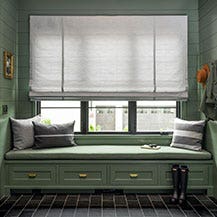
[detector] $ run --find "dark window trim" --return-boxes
[39,100,179,135]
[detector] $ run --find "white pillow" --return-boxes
[170,118,205,151]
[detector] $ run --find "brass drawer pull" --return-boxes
[130,173,138,178]
[28,172,37,178]
[79,173,87,178]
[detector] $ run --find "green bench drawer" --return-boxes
[159,164,210,186]
[59,164,107,186]
[8,165,56,186]
[110,164,157,186]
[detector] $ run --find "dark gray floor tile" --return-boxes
[149,195,161,201]
[4,195,31,217]
[126,194,137,201]
[0,197,9,206]
[89,208,102,217]
[60,207,76,217]
[199,199,217,210]
[127,200,140,208]
[103,194,113,201]
[209,210,217,217]
[64,195,78,207]
[90,195,102,207]
[55,194,67,201]
[79,194,90,201]
[19,210,36,217]
[128,208,144,217]
[142,207,157,217]
[180,202,200,217]
[74,208,88,217]
[114,195,127,207]
[103,200,114,208]
[31,194,43,201]
[116,207,129,217]
[191,205,213,217]
[102,208,116,217]
[77,200,89,208]
[46,199,65,217]
[152,201,172,217]
[196,195,209,201]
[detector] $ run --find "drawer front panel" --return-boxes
[159,164,210,186]
[8,165,56,186]
[111,164,157,186]
[59,164,107,186]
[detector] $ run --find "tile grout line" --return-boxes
[205,195,217,208]
[3,195,23,217]
[193,194,215,217]
[159,195,175,217]
[112,194,116,217]
[17,194,34,217]
[58,194,69,217]
[73,194,80,217]
[87,194,91,217]
[147,195,158,217]
[0,196,10,208]
[45,194,57,217]
[135,194,145,217]
[31,194,46,217]
[100,193,103,217]
[123,194,130,217]
[186,200,202,217]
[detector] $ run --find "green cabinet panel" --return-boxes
[159,164,211,187]
[7,164,56,186]
[110,164,157,186]
[59,164,107,186]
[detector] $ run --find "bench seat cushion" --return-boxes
[5,145,212,160]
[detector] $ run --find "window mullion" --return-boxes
[128,101,137,134]
[81,101,88,134]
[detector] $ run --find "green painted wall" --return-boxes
[198,0,217,118]
[17,0,200,120]
[199,0,217,65]
[0,0,18,195]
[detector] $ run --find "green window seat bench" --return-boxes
[3,145,214,196]
[5,145,212,160]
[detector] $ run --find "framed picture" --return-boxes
[4,51,14,79]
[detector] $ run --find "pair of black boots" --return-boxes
[171,164,189,205]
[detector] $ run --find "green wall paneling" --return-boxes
[0,0,18,196]
[74,134,172,145]
[199,0,217,65]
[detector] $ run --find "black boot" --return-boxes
[171,164,180,203]
[179,166,189,205]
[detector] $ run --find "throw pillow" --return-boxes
[10,115,41,150]
[170,118,205,151]
[33,121,76,149]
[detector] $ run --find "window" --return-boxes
[39,100,178,133]
[137,101,176,132]
[88,101,128,132]
[40,101,80,132]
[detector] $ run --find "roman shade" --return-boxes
[30,15,188,100]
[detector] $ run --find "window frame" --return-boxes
[38,100,180,135]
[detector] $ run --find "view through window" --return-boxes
[40,101,177,133]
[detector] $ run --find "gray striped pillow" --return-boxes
[33,121,77,149]
[170,118,205,151]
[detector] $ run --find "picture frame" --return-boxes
[3,51,14,79]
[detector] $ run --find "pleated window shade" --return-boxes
[29,16,188,100]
